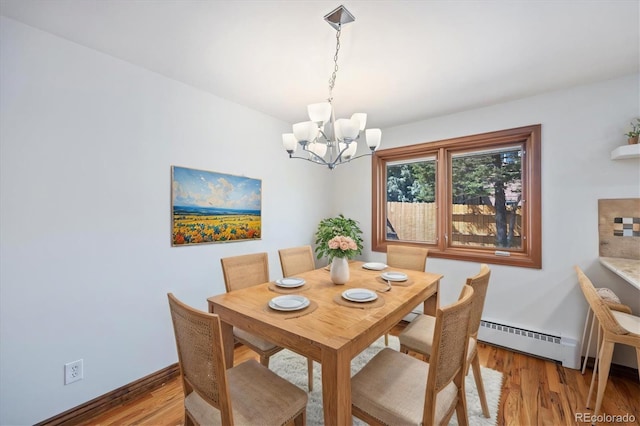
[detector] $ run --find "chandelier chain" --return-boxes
[328,24,341,101]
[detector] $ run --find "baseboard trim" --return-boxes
[35,363,180,426]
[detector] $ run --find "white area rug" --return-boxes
[270,335,503,426]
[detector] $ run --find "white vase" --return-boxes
[330,256,350,285]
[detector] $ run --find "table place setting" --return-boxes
[264,294,318,318]
[275,277,306,288]
[381,271,408,281]
[362,262,388,271]
[333,287,385,309]
[377,271,415,287]
[268,277,310,293]
[269,295,310,311]
[342,288,378,302]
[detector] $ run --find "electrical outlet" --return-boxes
[64,359,83,385]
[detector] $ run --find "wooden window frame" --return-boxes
[372,124,541,269]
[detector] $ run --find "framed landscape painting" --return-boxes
[171,166,262,246]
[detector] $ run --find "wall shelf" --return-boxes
[611,144,640,160]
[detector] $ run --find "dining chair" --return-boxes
[167,293,308,426]
[351,284,475,426]
[278,245,315,277]
[386,244,429,272]
[220,252,314,391]
[579,287,631,374]
[398,264,491,418]
[574,266,640,419]
[383,245,429,345]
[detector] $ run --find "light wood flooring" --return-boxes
[85,324,639,426]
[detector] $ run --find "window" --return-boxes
[372,125,541,268]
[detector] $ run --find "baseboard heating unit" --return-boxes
[478,320,580,369]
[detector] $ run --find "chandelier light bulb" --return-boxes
[339,141,358,159]
[282,133,298,153]
[292,121,319,143]
[351,113,367,131]
[365,128,382,150]
[335,118,358,141]
[309,142,327,158]
[308,102,332,123]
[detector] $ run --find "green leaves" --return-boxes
[387,161,436,203]
[624,118,640,137]
[314,214,364,260]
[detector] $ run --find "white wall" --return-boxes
[333,73,640,368]
[0,17,333,425]
[2,15,639,425]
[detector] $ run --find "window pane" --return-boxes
[386,157,437,243]
[451,146,523,249]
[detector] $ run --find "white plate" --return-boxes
[381,271,408,282]
[269,295,310,311]
[362,262,388,271]
[275,277,306,288]
[342,288,378,303]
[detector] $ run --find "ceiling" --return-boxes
[1,0,638,129]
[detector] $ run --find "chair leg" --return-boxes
[184,412,196,426]
[384,333,389,346]
[399,343,409,354]
[593,340,615,419]
[260,354,269,367]
[586,326,601,408]
[454,387,470,426]
[470,353,490,418]
[581,310,595,374]
[307,358,314,392]
[293,410,306,426]
[579,309,590,361]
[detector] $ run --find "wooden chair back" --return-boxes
[575,266,629,336]
[387,245,428,271]
[424,284,474,423]
[220,252,269,292]
[466,264,491,339]
[278,245,315,277]
[167,293,234,424]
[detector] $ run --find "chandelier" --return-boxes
[282,5,382,170]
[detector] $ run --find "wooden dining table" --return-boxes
[207,260,442,425]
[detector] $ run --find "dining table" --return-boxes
[207,260,442,425]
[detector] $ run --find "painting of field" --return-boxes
[171,166,261,246]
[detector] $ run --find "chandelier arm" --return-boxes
[300,146,331,166]
[288,154,326,164]
[344,151,375,162]
[287,148,374,171]
[317,129,331,143]
[333,142,351,164]
[288,154,332,167]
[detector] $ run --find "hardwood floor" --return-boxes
[84,324,639,426]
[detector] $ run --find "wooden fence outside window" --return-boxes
[387,202,522,247]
